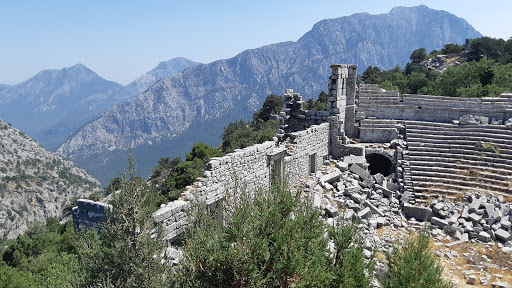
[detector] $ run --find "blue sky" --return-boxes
[0,0,510,85]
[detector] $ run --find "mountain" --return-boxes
[77,57,202,115]
[0,119,102,239]
[0,64,122,150]
[0,58,201,151]
[0,84,9,92]
[57,5,482,185]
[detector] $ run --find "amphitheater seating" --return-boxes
[403,121,512,198]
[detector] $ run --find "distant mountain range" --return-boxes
[55,5,482,185]
[0,58,200,150]
[0,119,102,239]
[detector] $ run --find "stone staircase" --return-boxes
[403,121,512,200]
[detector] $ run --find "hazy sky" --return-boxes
[1,0,510,85]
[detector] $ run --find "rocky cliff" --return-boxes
[57,5,482,184]
[0,119,102,239]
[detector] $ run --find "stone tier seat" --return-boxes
[410,169,510,191]
[407,147,512,163]
[411,175,511,194]
[407,136,512,151]
[360,119,404,128]
[408,155,512,173]
[404,121,512,197]
[409,165,510,183]
[409,161,510,179]
[407,142,512,158]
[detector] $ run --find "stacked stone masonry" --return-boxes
[155,123,329,241]
[72,199,112,232]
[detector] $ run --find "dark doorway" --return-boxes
[365,153,393,176]
[309,153,317,174]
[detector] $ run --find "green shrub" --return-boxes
[176,183,373,287]
[381,229,453,288]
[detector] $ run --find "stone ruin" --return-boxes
[72,65,512,264]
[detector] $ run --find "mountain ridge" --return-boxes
[0,58,200,150]
[56,6,482,184]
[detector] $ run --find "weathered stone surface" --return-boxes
[358,207,372,220]
[478,231,491,243]
[495,229,512,242]
[350,164,370,180]
[325,204,339,218]
[431,217,449,228]
[403,203,432,221]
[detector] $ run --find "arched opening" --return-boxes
[366,153,393,176]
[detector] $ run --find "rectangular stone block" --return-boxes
[402,203,432,221]
[349,164,370,180]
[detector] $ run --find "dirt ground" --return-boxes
[377,226,512,287]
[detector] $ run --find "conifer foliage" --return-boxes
[175,183,374,287]
[78,155,170,287]
[381,229,453,288]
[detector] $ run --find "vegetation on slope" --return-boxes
[0,162,452,287]
[175,183,374,287]
[363,36,512,97]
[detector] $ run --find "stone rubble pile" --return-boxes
[304,159,512,246]
[300,159,511,287]
[457,114,512,127]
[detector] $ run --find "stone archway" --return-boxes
[365,153,394,176]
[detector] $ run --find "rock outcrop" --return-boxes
[0,119,102,239]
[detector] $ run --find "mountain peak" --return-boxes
[57,6,483,185]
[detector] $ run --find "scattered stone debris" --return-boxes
[294,157,512,288]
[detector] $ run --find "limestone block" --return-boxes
[349,164,370,180]
[363,200,384,217]
[431,217,449,228]
[468,213,483,223]
[478,231,491,243]
[77,199,111,214]
[495,229,512,242]
[501,219,511,230]
[402,203,432,221]
[358,207,372,220]
[325,204,339,218]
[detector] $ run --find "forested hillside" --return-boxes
[362,36,512,97]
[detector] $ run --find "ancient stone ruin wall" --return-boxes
[154,123,329,241]
[72,199,111,232]
[283,123,329,184]
[356,85,512,143]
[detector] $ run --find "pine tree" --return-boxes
[78,154,170,287]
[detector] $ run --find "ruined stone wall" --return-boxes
[355,85,512,143]
[72,199,111,232]
[358,85,512,124]
[154,123,330,241]
[284,123,329,184]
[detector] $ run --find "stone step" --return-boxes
[411,181,510,196]
[407,149,512,165]
[407,141,512,157]
[402,94,512,104]
[411,175,512,194]
[406,121,512,132]
[406,129,512,142]
[407,136,512,150]
[409,161,511,179]
[410,169,510,188]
